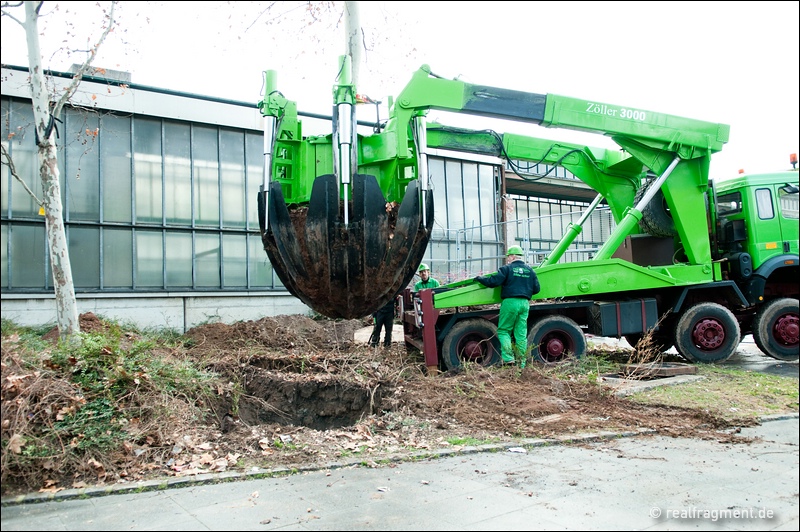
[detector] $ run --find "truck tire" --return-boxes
[753,298,799,361]
[528,315,586,364]
[635,181,677,238]
[674,303,740,363]
[441,319,502,371]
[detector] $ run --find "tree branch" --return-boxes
[1,1,26,25]
[0,142,44,206]
[53,1,117,114]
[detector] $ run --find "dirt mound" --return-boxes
[41,312,109,342]
[2,312,767,498]
[185,315,364,352]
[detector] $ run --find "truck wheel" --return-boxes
[674,303,740,363]
[753,298,799,361]
[528,316,586,364]
[441,319,502,371]
[635,181,677,238]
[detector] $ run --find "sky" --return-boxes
[2,1,798,180]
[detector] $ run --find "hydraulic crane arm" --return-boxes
[256,58,730,319]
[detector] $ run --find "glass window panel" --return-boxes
[246,132,263,231]
[426,240,447,284]
[6,100,41,218]
[10,224,46,288]
[134,118,163,223]
[221,130,246,229]
[486,242,503,272]
[478,164,497,240]
[249,233,271,288]
[65,110,100,221]
[1,98,6,214]
[541,202,555,242]
[222,234,246,287]
[779,187,799,219]
[717,192,742,216]
[462,162,480,232]
[195,232,220,288]
[165,232,192,287]
[69,226,100,288]
[192,126,220,227]
[164,122,192,225]
[135,230,163,287]
[103,228,132,288]
[429,158,447,238]
[444,160,464,230]
[101,113,133,223]
[1,225,6,288]
[755,188,774,220]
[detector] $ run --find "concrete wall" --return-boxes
[0,292,312,333]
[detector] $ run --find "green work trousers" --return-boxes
[497,297,530,367]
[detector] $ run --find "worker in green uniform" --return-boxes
[474,246,540,367]
[414,263,440,291]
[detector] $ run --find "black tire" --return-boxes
[753,298,799,361]
[635,181,677,238]
[441,319,501,371]
[674,303,740,363]
[528,315,586,364]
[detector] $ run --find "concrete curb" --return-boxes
[3,414,797,508]
[599,374,707,396]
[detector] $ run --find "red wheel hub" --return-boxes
[545,337,565,357]
[692,319,725,349]
[773,314,799,346]
[463,340,483,359]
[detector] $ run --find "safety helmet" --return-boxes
[418,263,430,272]
[506,245,524,256]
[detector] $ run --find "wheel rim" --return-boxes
[540,331,571,362]
[691,318,726,350]
[773,314,799,346]
[458,335,492,364]
[461,339,484,361]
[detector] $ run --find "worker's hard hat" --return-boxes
[418,263,430,272]
[506,245,524,256]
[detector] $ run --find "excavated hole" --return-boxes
[236,368,386,431]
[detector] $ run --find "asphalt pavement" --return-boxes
[2,414,798,531]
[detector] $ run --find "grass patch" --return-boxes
[1,319,223,494]
[446,436,499,446]
[625,365,799,419]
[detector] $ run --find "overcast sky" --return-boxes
[2,1,798,179]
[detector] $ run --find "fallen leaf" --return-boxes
[7,434,24,454]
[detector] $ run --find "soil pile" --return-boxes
[1,313,756,497]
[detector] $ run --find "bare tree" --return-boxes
[1,1,117,340]
[344,1,361,85]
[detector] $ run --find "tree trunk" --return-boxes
[24,1,80,339]
[344,1,361,86]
